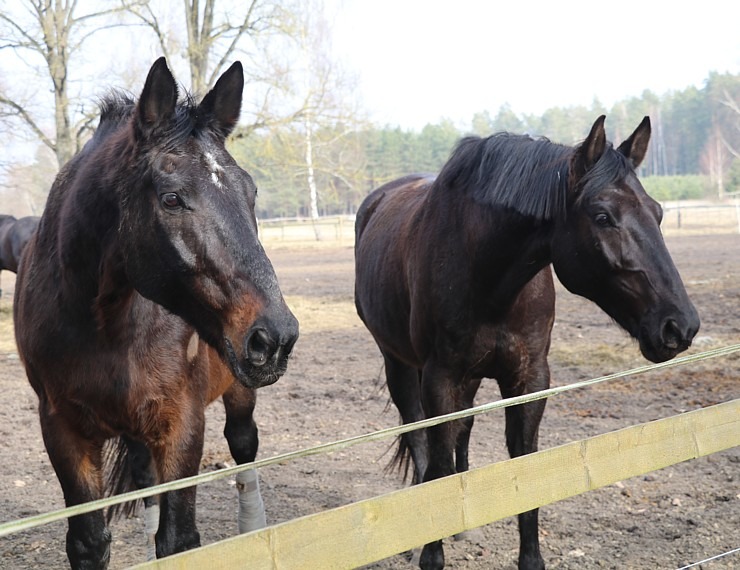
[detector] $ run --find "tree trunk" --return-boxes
[305,117,320,240]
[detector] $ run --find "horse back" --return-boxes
[0,215,17,271]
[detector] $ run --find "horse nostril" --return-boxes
[283,334,297,357]
[246,328,275,367]
[662,318,681,350]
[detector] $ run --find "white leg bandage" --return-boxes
[144,503,160,561]
[236,469,266,533]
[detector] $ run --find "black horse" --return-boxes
[0,215,39,296]
[14,58,299,569]
[354,116,699,570]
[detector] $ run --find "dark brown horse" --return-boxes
[14,58,298,569]
[354,116,699,570]
[0,214,39,296]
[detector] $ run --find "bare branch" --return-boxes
[0,94,55,152]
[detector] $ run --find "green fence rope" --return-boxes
[0,342,738,538]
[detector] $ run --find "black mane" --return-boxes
[436,132,637,222]
[436,133,572,221]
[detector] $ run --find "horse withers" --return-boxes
[14,58,298,568]
[0,215,39,296]
[354,116,699,570]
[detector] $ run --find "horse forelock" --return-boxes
[97,90,211,154]
[437,133,571,221]
[576,144,635,199]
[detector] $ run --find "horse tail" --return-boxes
[384,434,417,484]
[103,437,142,523]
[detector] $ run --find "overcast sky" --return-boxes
[328,0,740,130]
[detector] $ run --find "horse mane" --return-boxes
[436,133,572,221]
[436,132,639,222]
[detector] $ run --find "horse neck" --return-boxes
[43,141,130,307]
[440,194,556,313]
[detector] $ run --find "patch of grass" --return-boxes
[549,339,642,370]
[284,295,363,334]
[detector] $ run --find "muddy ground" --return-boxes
[0,233,737,569]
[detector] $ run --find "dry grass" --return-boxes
[0,300,16,353]
[549,339,643,370]
[284,295,362,334]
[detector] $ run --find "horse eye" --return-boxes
[161,192,182,210]
[594,213,611,227]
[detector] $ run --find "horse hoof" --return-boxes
[419,541,444,570]
[518,553,546,570]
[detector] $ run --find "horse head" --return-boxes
[118,58,298,387]
[551,115,699,363]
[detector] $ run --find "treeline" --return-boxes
[230,71,740,219]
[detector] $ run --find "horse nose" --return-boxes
[661,314,698,352]
[246,328,274,367]
[245,317,299,368]
[661,319,682,350]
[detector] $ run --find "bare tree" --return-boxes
[719,90,740,160]
[125,1,286,91]
[126,1,354,140]
[288,0,363,233]
[701,124,732,199]
[0,0,137,168]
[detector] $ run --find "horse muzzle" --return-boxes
[225,314,299,388]
[638,309,700,363]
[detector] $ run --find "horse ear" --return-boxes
[198,62,244,139]
[572,115,607,184]
[617,116,651,168]
[136,57,178,138]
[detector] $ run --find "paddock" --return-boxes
[0,233,738,569]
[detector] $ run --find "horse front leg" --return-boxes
[222,381,266,533]
[500,356,550,570]
[38,401,110,570]
[149,407,205,559]
[417,360,464,570]
[454,376,482,474]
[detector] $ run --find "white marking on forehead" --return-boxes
[204,152,224,188]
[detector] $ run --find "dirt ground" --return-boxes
[0,233,738,570]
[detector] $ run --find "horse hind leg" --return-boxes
[119,436,160,561]
[222,382,266,532]
[382,352,428,484]
[38,401,111,569]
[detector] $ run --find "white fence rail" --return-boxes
[257,203,740,246]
